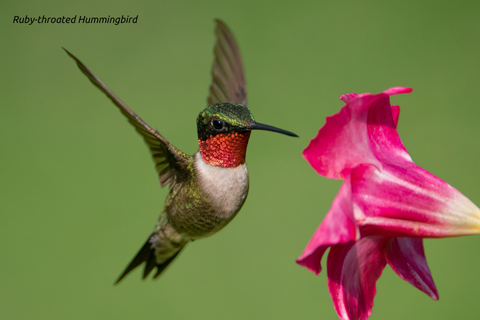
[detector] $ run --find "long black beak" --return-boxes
[248,122,298,137]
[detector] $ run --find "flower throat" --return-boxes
[199,132,251,167]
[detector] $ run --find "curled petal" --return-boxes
[366,94,411,165]
[327,236,388,320]
[385,238,438,300]
[390,105,400,128]
[303,87,412,180]
[351,163,480,237]
[340,93,358,103]
[383,87,412,95]
[296,178,359,275]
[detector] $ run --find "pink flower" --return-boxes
[297,87,480,320]
[326,236,436,320]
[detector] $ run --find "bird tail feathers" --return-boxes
[115,234,184,284]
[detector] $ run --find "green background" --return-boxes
[2,1,480,319]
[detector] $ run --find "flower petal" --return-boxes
[340,93,358,103]
[327,236,388,320]
[366,94,411,165]
[390,105,400,128]
[351,163,480,237]
[383,86,412,95]
[385,237,438,300]
[303,87,412,179]
[296,178,359,275]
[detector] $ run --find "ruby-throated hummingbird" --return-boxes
[64,20,297,284]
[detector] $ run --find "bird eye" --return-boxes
[212,119,225,131]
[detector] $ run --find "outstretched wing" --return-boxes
[64,48,190,189]
[207,19,247,107]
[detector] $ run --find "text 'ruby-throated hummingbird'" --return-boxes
[64,20,298,284]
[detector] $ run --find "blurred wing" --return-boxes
[207,19,247,107]
[64,48,190,189]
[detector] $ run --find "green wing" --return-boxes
[207,19,247,107]
[64,48,190,189]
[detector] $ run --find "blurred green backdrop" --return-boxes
[2,1,480,319]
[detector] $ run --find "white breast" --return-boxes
[194,152,249,218]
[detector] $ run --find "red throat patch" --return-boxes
[199,132,251,167]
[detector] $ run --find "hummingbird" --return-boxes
[64,20,298,284]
